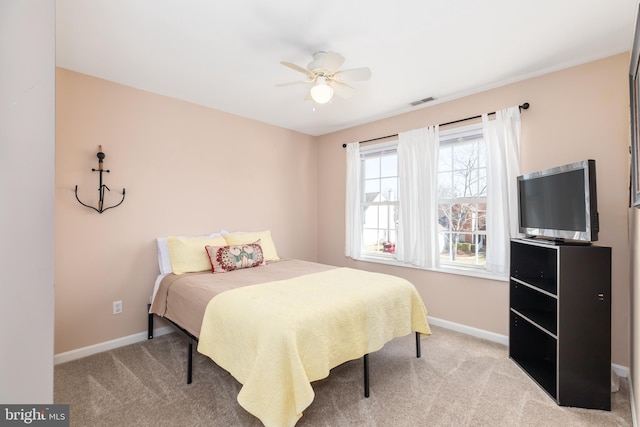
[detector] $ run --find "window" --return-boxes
[347,107,520,277]
[358,124,488,270]
[361,145,399,257]
[437,126,486,268]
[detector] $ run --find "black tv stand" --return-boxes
[509,238,611,410]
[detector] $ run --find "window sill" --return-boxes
[354,255,508,282]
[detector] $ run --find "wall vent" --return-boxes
[410,97,435,107]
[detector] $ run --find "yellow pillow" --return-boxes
[223,230,280,262]
[168,235,227,274]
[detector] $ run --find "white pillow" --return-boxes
[156,230,228,274]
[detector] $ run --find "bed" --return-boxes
[148,231,431,427]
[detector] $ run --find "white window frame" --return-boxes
[355,125,507,281]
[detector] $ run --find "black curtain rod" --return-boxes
[342,102,529,147]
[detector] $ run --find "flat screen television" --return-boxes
[517,159,599,244]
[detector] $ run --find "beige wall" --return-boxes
[56,54,632,370]
[55,68,318,353]
[316,54,631,367]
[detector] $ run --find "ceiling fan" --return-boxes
[277,51,372,104]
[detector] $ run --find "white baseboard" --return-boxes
[427,315,630,379]
[54,326,174,365]
[428,316,509,346]
[613,362,630,379]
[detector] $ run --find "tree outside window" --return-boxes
[438,134,487,267]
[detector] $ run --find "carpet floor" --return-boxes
[54,325,632,426]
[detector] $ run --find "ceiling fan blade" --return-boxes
[321,51,345,73]
[281,61,314,79]
[334,67,372,82]
[331,81,355,99]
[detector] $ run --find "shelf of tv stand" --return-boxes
[510,280,557,334]
[510,307,556,338]
[520,235,593,246]
[510,310,557,397]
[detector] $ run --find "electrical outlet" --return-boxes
[113,300,123,315]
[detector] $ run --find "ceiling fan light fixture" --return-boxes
[310,77,333,104]
[279,52,370,104]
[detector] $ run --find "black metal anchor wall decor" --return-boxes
[75,145,126,214]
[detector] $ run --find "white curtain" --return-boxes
[344,142,362,259]
[483,107,521,274]
[396,126,440,268]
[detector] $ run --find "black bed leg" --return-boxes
[415,332,421,358]
[147,304,154,339]
[187,340,194,384]
[363,354,370,398]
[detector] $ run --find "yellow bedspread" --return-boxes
[197,267,430,427]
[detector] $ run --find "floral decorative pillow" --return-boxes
[205,241,266,273]
[223,230,280,262]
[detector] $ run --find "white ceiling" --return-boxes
[56,0,638,136]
